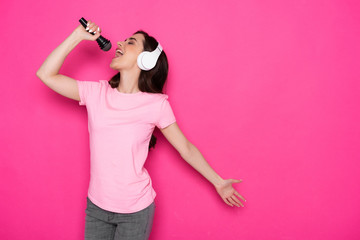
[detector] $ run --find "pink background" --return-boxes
[1,0,360,239]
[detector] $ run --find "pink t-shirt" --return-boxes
[76,79,176,213]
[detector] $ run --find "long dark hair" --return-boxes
[108,30,169,150]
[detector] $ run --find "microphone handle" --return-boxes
[79,17,112,51]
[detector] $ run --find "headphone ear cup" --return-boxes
[137,43,163,71]
[137,51,156,71]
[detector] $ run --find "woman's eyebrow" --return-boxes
[124,37,138,42]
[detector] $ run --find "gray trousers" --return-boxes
[84,197,155,240]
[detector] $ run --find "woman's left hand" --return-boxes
[215,179,246,207]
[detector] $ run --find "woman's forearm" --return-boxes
[36,31,82,78]
[182,143,225,187]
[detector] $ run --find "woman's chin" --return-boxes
[109,62,119,70]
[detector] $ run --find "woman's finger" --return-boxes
[86,24,99,35]
[86,21,95,32]
[86,22,90,31]
[232,179,242,183]
[228,197,239,207]
[231,195,244,207]
[88,24,96,33]
[86,20,91,30]
[92,25,97,34]
[234,191,246,202]
[93,25,100,34]
[223,197,233,207]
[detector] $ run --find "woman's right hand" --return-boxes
[73,20,102,41]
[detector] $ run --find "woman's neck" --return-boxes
[117,70,141,93]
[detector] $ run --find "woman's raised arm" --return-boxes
[36,21,101,101]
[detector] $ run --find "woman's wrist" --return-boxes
[69,29,84,44]
[213,175,226,188]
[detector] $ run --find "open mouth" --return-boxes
[115,49,124,58]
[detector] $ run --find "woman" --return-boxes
[36,20,246,240]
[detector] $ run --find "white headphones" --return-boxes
[137,43,163,71]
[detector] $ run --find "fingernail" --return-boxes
[86,27,89,31]
[89,29,93,33]
[94,31,96,34]
[97,27,100,32]
[87,22,89,26]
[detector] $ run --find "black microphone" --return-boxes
[79,17,112,51]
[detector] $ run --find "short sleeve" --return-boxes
[76,80,99,106]
[155,97,176,129]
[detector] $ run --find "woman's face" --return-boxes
[110,33,145,71]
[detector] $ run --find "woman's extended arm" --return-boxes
[160,122,247,208]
